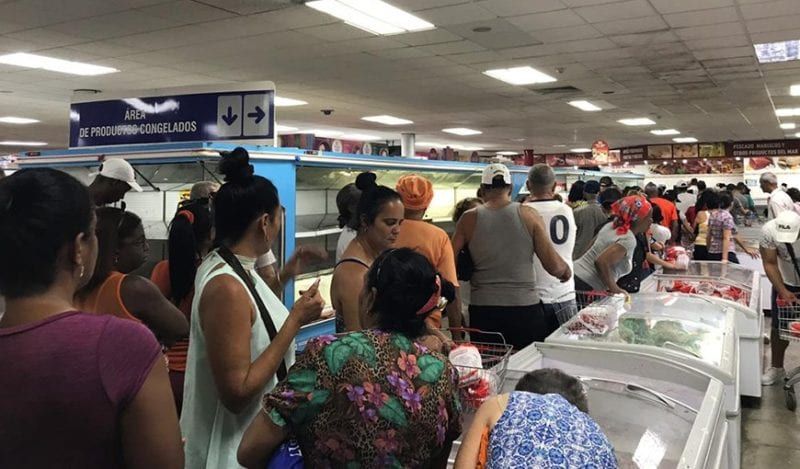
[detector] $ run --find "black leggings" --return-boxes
[707,252,739,264]
[469,304,550,351]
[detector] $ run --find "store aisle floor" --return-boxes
[742,318,800,468]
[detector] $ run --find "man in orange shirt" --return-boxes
[645,183,678,242]
[395,174,463,331]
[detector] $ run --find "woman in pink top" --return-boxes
[0,168,183,468]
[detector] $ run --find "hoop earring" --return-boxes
[79,265,85,278]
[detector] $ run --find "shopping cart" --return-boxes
[446,328,513,411]
[775,299,800,410]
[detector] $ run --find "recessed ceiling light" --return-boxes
[568,100,602,112]
[510,138,526,142]
[571,148,591,153]
[361,115,413,125]
[754,40,800,64]
[274,96,307,107]
[0,52,117,76]
[483,66,557,86]
[496,151,518,155]
[618,118,656,126]
[443,127,482,136]
[776,108,800,117]
[795,132,800,138]
[781,123,796,130]
[341,133,380,141]
[0,116,39,124]
[0,140,47,146]
[275,124,298,132]
[553,144,567,148]
[673,137,698,143]
[790,84,800,96]
[650,129,680,136]
[306,0,434,36]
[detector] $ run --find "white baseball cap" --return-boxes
[95,158,142,192]
[481,163,511,185]
[774,210,800,243]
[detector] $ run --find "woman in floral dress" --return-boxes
[238,248,462,468]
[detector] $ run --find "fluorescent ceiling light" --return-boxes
[274,96,307,107]
[341,133,380,141]
[568,100,602,112]
[442,127,482,136]
[496,151,518,155]
[483,66,557,86]
[618,118,656,126]
[0,116,39,124]
[781,123,796,130]
[306,0,433,36]
[275,124,298,132]
[650,129,680,136]
[673,137,697,143]
[791,84,800,96]
[571,148,591,153]
[776,108,800,117]
[754,40,800,64]
[361,115,413,125]
[0,140,47,146]
[0,52,117,76]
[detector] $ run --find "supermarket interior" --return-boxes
[3,0,800,468]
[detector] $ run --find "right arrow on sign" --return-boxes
[221,106,238,126]
[247,105,265,124]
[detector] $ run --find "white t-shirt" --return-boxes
[768,189,794,220]
[760,217,800,286]
[574,224,637,291]
[525,200,576,303]
[651,223,671,245]
[676,191,696,217]
[336,227,358,263]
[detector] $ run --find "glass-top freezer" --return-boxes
[448,342,730,469]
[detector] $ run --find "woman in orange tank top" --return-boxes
[150,198,213,413]
[75,208,188,346]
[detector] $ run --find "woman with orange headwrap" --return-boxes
[573,195,653,294]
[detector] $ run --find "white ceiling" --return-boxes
[0,0,799,153]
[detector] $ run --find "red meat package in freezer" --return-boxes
[664,246,690,270]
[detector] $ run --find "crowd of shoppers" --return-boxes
[14,152,800,468]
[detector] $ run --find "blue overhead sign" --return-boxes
[69,84,275,147]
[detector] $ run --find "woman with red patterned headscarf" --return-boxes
[574,195,653,294]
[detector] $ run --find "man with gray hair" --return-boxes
[760,172,794,220]
[525,164,576,338]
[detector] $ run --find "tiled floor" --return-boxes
[741,320,800,468]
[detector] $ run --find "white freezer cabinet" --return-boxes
[546,293,740,469]
[642,261,762,398]
[448,342,729,469]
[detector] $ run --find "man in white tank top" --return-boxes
[525,165,576,336]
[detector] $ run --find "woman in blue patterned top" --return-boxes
[455,368,618,469]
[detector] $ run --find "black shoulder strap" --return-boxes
[217,246,288,381]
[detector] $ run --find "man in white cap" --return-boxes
[88,157,142,206]
[452,163,571,350]
[760,210,800,385]
[760,172,793,220]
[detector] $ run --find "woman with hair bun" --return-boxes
[239,248,462,468]
[331,172,405,332]
[180,147,325,469]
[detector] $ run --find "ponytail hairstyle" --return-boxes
[354,172,401,230]
[336,182,362,230]
[168,199,213,305]
[214,147,280,246]
[367,248,455,338]
[77,207,142,298]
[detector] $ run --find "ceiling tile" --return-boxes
[136,0,236,24]
[528,24,602,43]
[393,29,464,46]
[417,40,486,55]
[507,9,586,31]
[413,3,497,26]
[3,28,86,48]
[684,35,751,51]
[692,46,756,61]
[443,19,541,49]
[739,0,800,20]
[574,0,656,23]
[663,7,739,28]
[298,23,374,42]
[674,22,747,40]
[746,14,800,33]
[47,11,181,40]
[187,0,291,15]
[649,0,733,14]
[477,0,565,16]
[446,50,504,64]
[593,15,668,35]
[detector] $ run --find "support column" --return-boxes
[400,132,415,157]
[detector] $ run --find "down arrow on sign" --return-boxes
[247,105,265,124]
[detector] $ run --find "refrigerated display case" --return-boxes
[447,342,730,468]
[641,261,763,398]
[546,293,741,468]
